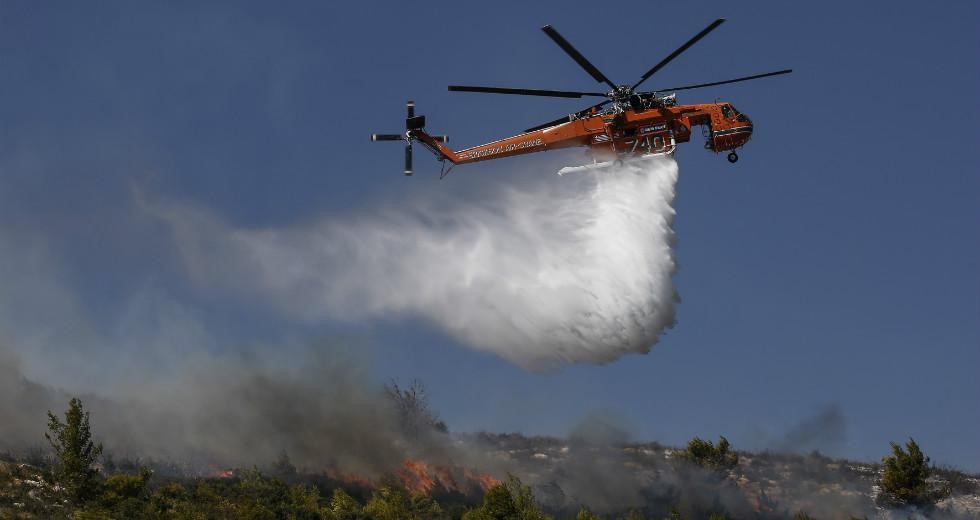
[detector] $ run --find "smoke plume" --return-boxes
[0,342,444,475]
[154,156,680,368]
[774,405,848,456]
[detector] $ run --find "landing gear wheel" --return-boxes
[727,151,739,163]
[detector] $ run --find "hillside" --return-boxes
[465,433,980,518]
[3,434,978,519]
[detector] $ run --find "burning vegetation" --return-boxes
[1,393,978,519]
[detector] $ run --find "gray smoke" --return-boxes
[556,414,646,511]
[0,222,438,473]
[0,341,443,476]
[774,405,848,455]
[152,156,680,368]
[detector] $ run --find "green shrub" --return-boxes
[100,466,151,508]
[144,482,190,517]
[363,477,443,520]
[330,488,365,519]
[73,506,113,519]
[879,438,933,505]
[288,483,325,519]
[463,483,515,519]
[463,475,550,520]
[576,506,602,519]
[679,436,738,471]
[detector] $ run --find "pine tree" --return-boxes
[880,438,931,505]
[46,397,103,502]
[680,436,738,471]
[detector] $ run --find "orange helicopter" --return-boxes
[371,19,790,176]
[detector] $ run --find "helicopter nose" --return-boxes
[711,119,754,151]
[738,116,753,140]
[738,124,753,145]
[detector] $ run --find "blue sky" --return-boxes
[1,1,978,470]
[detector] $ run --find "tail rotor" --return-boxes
[404,101,416,175]
[371,100,447,176]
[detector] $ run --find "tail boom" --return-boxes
[374,100,590,174]
[416,121,591,166]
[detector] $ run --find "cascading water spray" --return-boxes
[159,156,680,368]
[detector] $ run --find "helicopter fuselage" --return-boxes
[415,101,753,167]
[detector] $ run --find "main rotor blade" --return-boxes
[650,69,793,93]
[632,18,726,89]
[372,134,404,141]
[524,99,610,133]
[449,85,607,98]
[541,25,616,90]
[525,116,576,133]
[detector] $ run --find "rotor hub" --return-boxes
[608,85,635,101]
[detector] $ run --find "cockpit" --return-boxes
[721,103,733,120]
[721,103,751,124]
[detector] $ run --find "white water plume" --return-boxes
[158,156,680,368]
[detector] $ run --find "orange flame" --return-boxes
[311,459,499,498]
[463,468,501,492]
[398,458,500,496]
[400,459,438,494]
[324,466,375,490]
[206,465,235,478]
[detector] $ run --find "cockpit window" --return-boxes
[721,104,733,120]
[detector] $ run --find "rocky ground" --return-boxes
[463,433,980,519]
[0,460,66,519]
